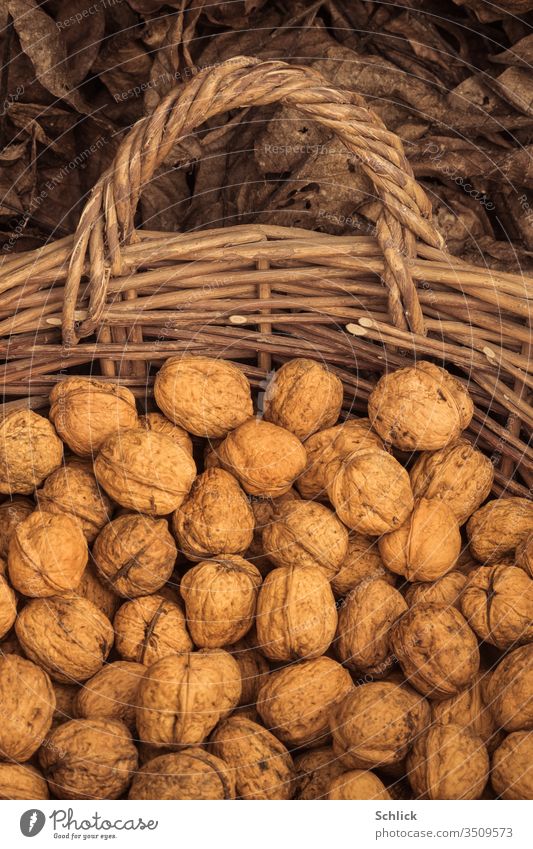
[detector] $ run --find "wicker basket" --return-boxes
[0,57,531,496]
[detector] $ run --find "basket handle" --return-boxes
[62,56,444,346]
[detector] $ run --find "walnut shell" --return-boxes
[405,571,467,609]
[40,718,138,799]
[49,377,138,457]
[0,410,63,494]
[245,489,300,574]
[263,358,343,440]
[0,764,49,800]
[327,770,391,800]
[257,656,353,748]
[53,682,78,725]
[516,531,533,576]
[37,460,113,542]
[75,661,146,730]
[432,670,500,750]
[211,715,295,799]
[229,637,270,707]
[407,722,488,799]
[8,510,88,597]
[136,650,241,747]
[74,561,120,620]
[129,749,235,800]
[390,603,480,699]
[139,412,193,454]
[0,497,33,557]
[293,747,345,800]
[94,428,196,516]
[0,654,55,761]
[491,732,533,800]
[261,499,348,580]
[461,563,533,649]
[173,468,254,560]
[482,645,533,732]
[16,595,114,683]
[0,573,16,639]
[154,355,253,438]
[180,555,261,648]
[218,419,307,498]
[368,361,473,450]
[336,579,407,675]
[329,680,431,769]
[410,439,494,525]
[92,513,176,597]
[467,498,533,563]
[332,533,396,597]
[256,565,337,662]
[327,448,414,535]
[378,497,461,582]
[113,593,192,666]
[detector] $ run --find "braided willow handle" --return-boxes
[62,56,444,345]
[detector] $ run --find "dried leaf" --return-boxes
[53,0,105,85]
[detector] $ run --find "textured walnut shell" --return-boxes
[139,412,193,454]
[263,358,343,440]
[129,749,235,800]
[410,439,494,525]
[405,571,467,609]
[49,377,138,457]
[0,497,33,557]
[0,654,55,761]
[218,419,307,498]
[461,564,533,649]
[293,747,345,800]
[229,637,270,706]
[516,531,533,576]
[74,561,120,620]
[53,682,78,725]
[390,603,480,699]
[327,448,414,535]
[0,573,16,639]
[37,461,113,542]
[256,565,337,662]
[378,498,461,582]
[40,718,138,799]
[261,499,348,580]
[467,498,533,563]
[113,593,192,666]
[327,770,391,800]
[136,650,241,747]
[257,656,353,748]
[0,764,49,800]
[336,579,407,675]
[432,671,499,749]
[407,723,488,799]
[180,555,261,648]
[16,595,114,683]
[329,680,431,769]
[0,410,63,495]
[483,645,533,732]
[332,533,395,597]
[211,715,295,800]
[368,361,473,450]
[8,510,88,597]
[491,732,533,800]
[75,661,146,730]
[92,513,176,597]
[173,468,254,560]
[245,489,300,574]
[94,428,196,516]
[154,355,253,438]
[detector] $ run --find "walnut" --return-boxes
[75,661,146,730]
[180,555,261,648]
[410,439,494,525]
[211,715,295,800]
[336,579,407,675]
[368,361,473,450]
[256,565,337,662]
[293,747,345,800]
[461,564,533,649]
[92,513,176,597]
[327,448,414,535]
[327,770,391,800]
[16,595,114,682]
[482,645,533,732]
[0,764,49,800]
[129,749,235,800]
[491,732,533,800]
[378,498,461,582]
[136,649,241,747]
[332,533,396,597]
[40,718,138,799]
[405,571,467,609]
[467,498,533,563]
[0,654,55,761]
[154,355,253,438]
[113,593,192,666]
[0,497,33,557]
[329,680,431,769]
[263,358,343,440]
[0,410,63,494]
[390,603,480,699]
[261,499,348,580]
[8,510,88,597]
[229,637,270,707]
[432,671,500,749]
[218,419,307,498]
[37,460,113,542]
[49,377,138,457]
[172,468,254,560]
[74,561,120,620]
[0,573,16,639]
[94,428,196,516]
[516,531,533,576]
[245,489,300,574]
[139,412,193,455]
[256,656,353,748]
[407,723,488,799]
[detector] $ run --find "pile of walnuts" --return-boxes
[0,354,531,801]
